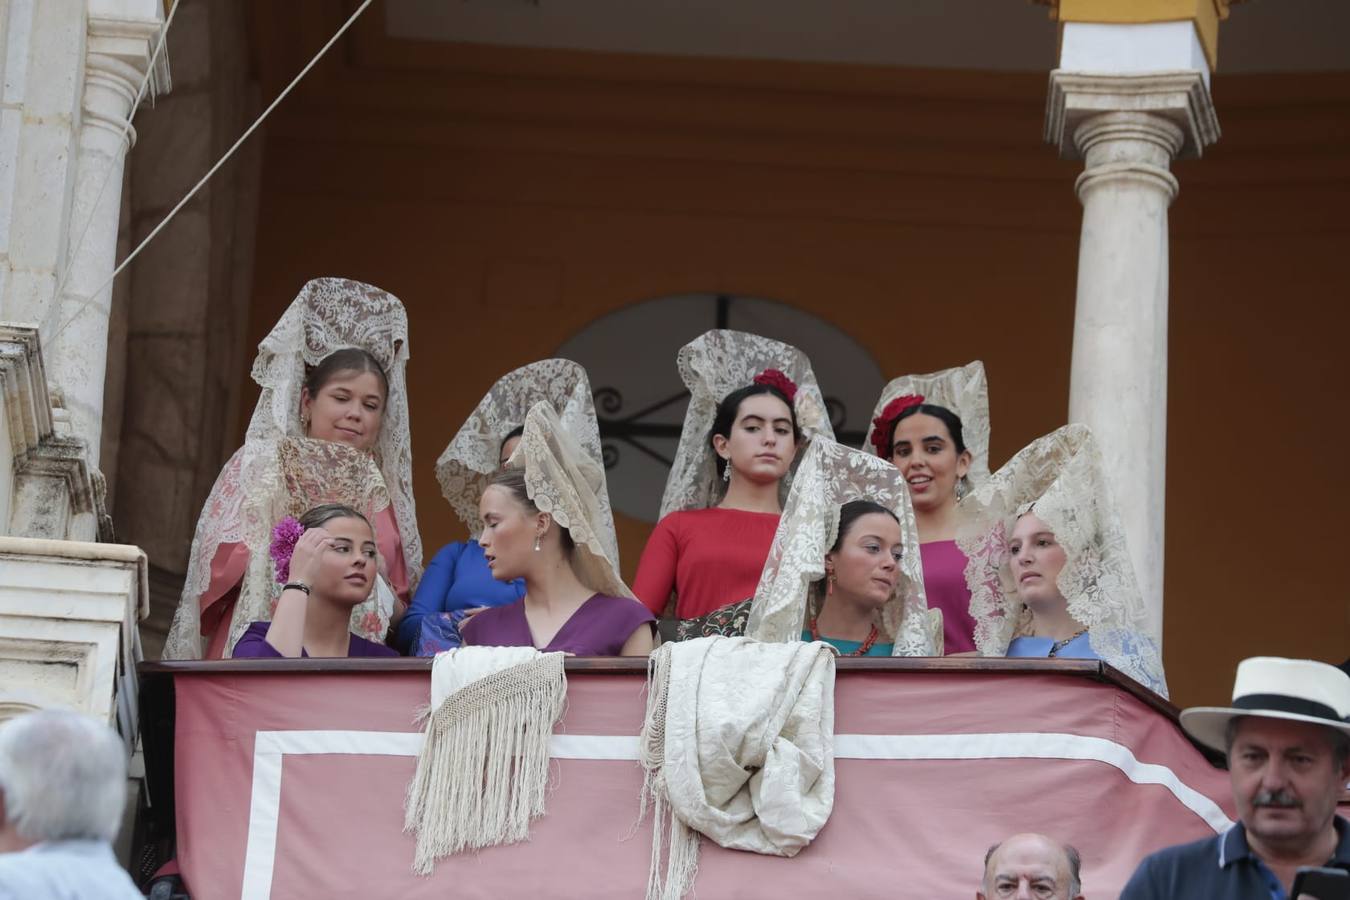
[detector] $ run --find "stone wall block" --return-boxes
[8,116,76,277]
[24,0,83,116]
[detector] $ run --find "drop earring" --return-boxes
[722,464,731,483]
[533,534,542,552]
[827,574,835,597]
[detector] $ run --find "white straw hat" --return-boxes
[1180,656,1350,753]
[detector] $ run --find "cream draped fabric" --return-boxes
[956,424,1168,697]
[163,278,422,659]
[639,637,837,900]
[164,438,395,658]
[863,360,991,486]
[435,359,612,549]
[404,646,566,874]
[659,330,835,518]
[745,439,940,656]
[514,402,630,598]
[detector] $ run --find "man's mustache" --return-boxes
[1252,790,1300,809]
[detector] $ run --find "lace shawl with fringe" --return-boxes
[659,330,836,519]
[163,277,422,659]
[744,439,940,656]
[955,424,1168,697]
[435,359,612,558]
[515,402,631,598]
[163,438,395,658]
[863,360,992,487]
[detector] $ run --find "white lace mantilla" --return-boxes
[955,424,1168,696]
[744,439,940,656]
[435,359,611,547]
[246,277,423,584]
[659,330,835,519]
[516,402,629,598]
[863,360,992,486]
[163,438,395,658]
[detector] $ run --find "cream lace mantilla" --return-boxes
[163,278,423,659]
[744,439,939,655]
[956,424,1168,697]
[164,438,394,657]
[246,277,423,584]
[639,637,837,900]
[515,402,629,596]
[659,330,835,518]
[863,360,992,486]
[436,358,611,543]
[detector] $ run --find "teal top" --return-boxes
[802,630,894,657]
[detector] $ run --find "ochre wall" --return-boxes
[241,8,1349,706]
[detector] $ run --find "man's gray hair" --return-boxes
[0,709,128,843]
[983,837,1083,896]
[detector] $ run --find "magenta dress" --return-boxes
[231,621,398,658]
[919,540,978,654]
[460,594,656,655]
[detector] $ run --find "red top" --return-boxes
[632,507,781,619]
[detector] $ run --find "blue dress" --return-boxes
[801,630,894,657]
[396,541,526,655]
[1005,632,1101,660]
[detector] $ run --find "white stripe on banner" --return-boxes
[238,730,1231,899]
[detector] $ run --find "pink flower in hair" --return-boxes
[753,368,798,403]
[270,516,305,584]
[870,394,925,456]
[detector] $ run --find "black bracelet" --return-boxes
[281,582,311,595]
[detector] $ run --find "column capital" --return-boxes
[1033,0,1242,70]
[1045,70,1219,161]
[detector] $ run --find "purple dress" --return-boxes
[919,540,978,655]
[460,594,656,656]
[231,621,399,658]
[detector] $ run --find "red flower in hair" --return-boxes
[869,394,925,456]
[753,368,798,403]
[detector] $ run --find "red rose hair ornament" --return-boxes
[752,368,798,403]
[869,394,925,456]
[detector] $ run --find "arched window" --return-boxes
[557,294,883,522]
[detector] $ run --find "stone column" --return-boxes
[1046,72,1219,641]
[46,2,167,469]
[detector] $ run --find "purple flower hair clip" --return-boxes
[270,516,305,584]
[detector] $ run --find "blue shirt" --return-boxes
[1006,633,1102,660]
[0,840,143,899]
[396,541,525,654]
[1120,815,1350,900]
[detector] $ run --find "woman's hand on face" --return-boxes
[288,527,335,587]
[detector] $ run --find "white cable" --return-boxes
[48,0,376,347]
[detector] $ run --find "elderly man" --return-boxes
[0,709,142,898]
[1122,657,1350,900]
[979,832,1086,899]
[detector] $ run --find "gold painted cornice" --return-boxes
[1033,0,1245,71]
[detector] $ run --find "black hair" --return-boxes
[299,502,373,533]
[487,467,576,555]
[882,402,967,460]
[708,383,801,480]
[304,348,389,403]
[831,500,900,554]
[499,425,525,457]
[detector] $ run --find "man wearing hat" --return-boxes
[1121,657,1350,899]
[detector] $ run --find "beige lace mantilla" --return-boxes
[659,330,835,519]
[515,402,630,598]
[164,438,394,658]
[956,424,1168,697]
[163,278,423,659]
[863,360,992,487]
[745,439,940,656]
[435,359,612,558]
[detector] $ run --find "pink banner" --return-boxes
[173,668,1239,899]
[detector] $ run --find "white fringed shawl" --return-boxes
[403,646,566,874]
[639,637,837,900]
